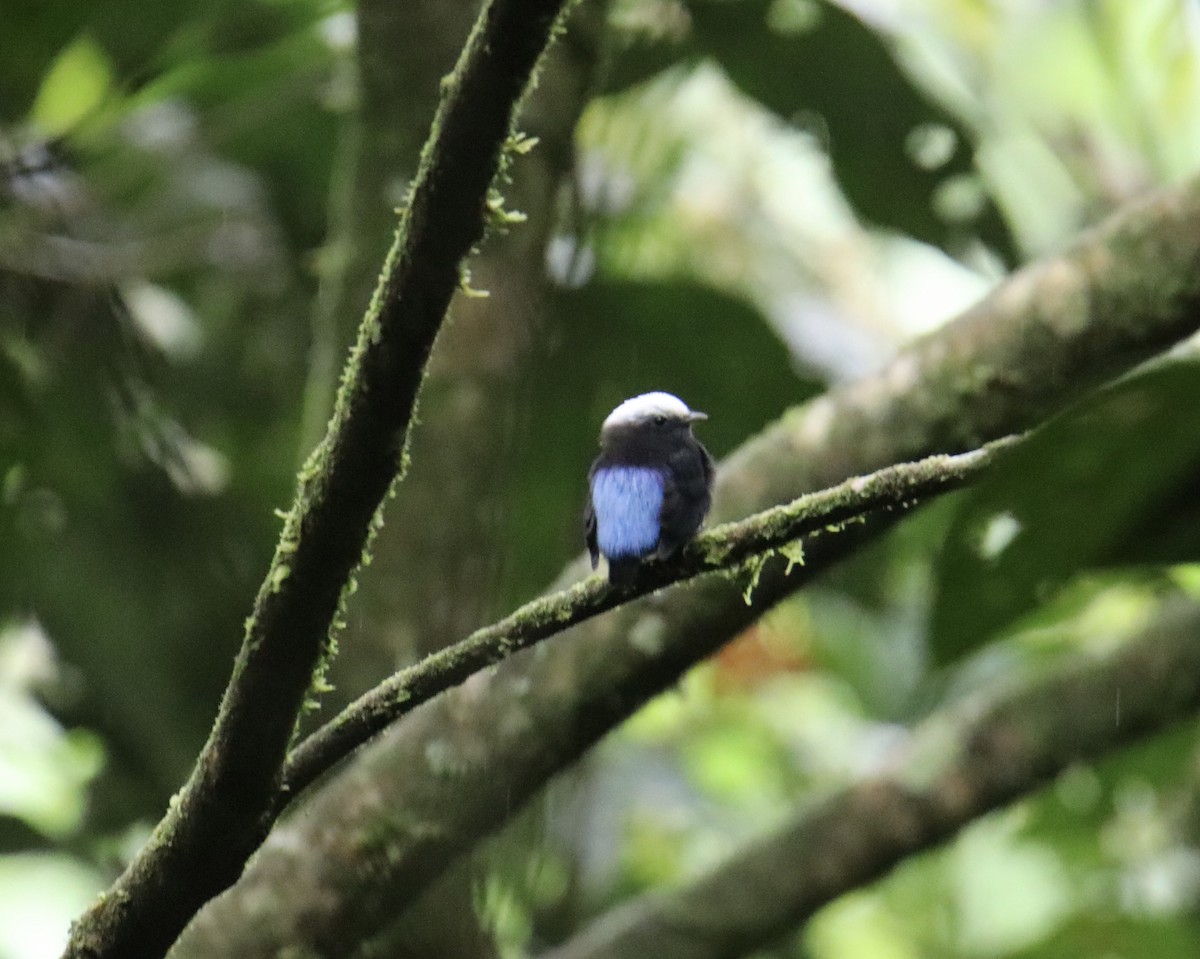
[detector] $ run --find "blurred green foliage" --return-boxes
[932,360,1200,664]
[3,0,1200,957]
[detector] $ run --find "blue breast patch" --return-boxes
[591,466,664,559]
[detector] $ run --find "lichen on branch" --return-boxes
[174,173,1200,959]
[281,436,1018,797]
[61,0,576,957]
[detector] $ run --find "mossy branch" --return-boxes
[177,172,1200,959]
[61,1,573,957]
[281,437,1018,797]
[541,599,1200,959]
[175,166,1200,959]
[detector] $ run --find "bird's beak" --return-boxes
[687,410,708,422]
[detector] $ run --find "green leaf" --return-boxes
[29,35,113,135]
[599,32,695,97]
[685,0,1013,255]
[930,360,1200,665]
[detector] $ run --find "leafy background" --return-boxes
[3,0,1200,956]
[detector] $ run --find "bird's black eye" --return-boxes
[654,415,667,426]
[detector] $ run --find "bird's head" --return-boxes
[598,391,707,446]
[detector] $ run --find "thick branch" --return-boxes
[62,1,572,957]
[541,599,1200,959]
[176,176,1200,958]
[282,438,1017,796]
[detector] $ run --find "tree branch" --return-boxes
[282,437,1018,797]
[62,0,574,957]
[540,599,1200,959]
[174,176,1200,958]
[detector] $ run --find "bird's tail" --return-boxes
[607,557,642,588]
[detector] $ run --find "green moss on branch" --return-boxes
[174,171,1200,959]
[541,599,1200,959]
[282,438,1017,796]
[61,1,574,957]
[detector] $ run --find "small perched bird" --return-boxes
[585,391,715,586]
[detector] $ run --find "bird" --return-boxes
[585,391,715,586]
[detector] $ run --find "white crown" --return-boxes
[602,392,697,431]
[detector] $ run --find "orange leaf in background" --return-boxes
[711,621,810,695]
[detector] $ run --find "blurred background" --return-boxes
[3,0,1200,956]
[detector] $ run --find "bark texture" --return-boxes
[62,0,575,956]
[282,440,1015,797]
[291,1,607,957]
[174,176,1200,958]
[540,600,1200,959]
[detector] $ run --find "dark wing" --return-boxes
[699,439,715,489]
[584,460,600,569]
[656,438,715,558]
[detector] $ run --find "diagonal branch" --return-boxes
[282,437,1019,796]
[62,0,575,957]
[540,599,1200,959]
[174,175,1200,958]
